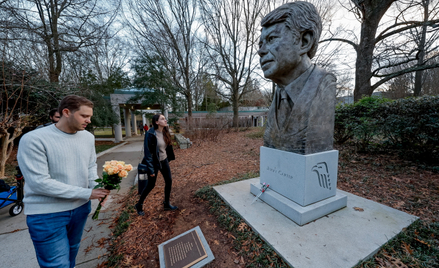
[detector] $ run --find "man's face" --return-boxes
[66,105,93,131]
[258,23,304,86]
[50,112,61,123]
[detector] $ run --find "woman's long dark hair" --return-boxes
[152,114,172,145]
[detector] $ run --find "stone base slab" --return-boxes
[214,178,418,268]
[250,181,347,226]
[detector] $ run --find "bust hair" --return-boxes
[261,1,322,59]
[58,95,94,117]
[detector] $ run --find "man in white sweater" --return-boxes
[17,95,110,268]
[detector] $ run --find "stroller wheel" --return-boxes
[9,203,23,216]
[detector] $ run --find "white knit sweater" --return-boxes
[17,124,98,215]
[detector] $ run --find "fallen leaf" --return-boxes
[123,255,134,266]
[353,207,364,212]
[237,222,248,232]
[414,237,431,247]
[401,241,413,255]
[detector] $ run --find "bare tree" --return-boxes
[0,0,119,82]
[127,0,205,124]
[321,0,439,101]
[0,60,30,178]
[198,0,267,127]
[422,54,439,95]
[409,0,439,95]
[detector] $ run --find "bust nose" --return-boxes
[258,43,268,57]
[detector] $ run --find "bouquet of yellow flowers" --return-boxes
[92,160,133,220]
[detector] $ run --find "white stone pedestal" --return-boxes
[252,147,347,225]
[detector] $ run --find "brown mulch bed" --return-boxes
[107,128,439,268]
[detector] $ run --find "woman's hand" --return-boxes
[150,174,156,177]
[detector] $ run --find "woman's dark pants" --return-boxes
[138,158,172,205]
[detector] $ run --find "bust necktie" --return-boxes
[278,87,293,127]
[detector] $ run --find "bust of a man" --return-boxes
[258,1,337,155]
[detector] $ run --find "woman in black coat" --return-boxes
[135,114,177,216]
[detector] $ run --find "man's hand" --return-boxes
[150,174,156,177]
[90,189,110,200]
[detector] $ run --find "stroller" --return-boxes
[0,166,24,216]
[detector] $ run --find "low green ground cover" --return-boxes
[195,172,290,268]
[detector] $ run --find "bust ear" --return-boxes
[300,31,314,56]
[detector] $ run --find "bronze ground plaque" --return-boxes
[158,226,214,268]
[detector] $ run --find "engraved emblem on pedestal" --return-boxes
[312,162,331,190]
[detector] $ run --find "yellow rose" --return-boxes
[106,167,115,175]
[110,160,118,166]
[116,164,124,171]
[117,161,125,165]
[124,164,133,171]
[112,166,120,174]
[104,161,111,166]
[103,165,110,173]
[118,170,128,178]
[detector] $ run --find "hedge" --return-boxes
[334,95,439,164]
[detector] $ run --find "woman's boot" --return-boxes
[163,201,178,211]
[135,203,145,216]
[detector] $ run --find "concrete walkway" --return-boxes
[0,135,144,268]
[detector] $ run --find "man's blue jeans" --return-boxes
[27,201,91,268]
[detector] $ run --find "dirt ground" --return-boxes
[108,128,439,268]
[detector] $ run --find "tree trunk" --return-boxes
[353,0,395,102]
[186,93,193,130]
[354,20,377,101]
[232,98,239,128]
[0,127,22,178]
[231,76,240,127]
[414,0,429,97]
[0,134,9,178]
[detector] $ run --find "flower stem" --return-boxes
[92,195,107,220]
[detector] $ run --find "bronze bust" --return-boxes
[258,1,337,155]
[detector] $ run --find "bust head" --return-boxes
[258,2,322,86]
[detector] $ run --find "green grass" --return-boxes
[94,127,126,138]
[95,143,121,154]
[196,173,439,268]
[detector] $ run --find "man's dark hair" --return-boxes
[58,95,94,117]
[49,108,58,118]
[261,1,322,59]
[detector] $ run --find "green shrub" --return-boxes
[335,95,439,164]
[335,96,391,148]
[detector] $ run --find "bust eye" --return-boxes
[267,36,275,43]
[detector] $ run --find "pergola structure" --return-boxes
[110,89,164,142]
